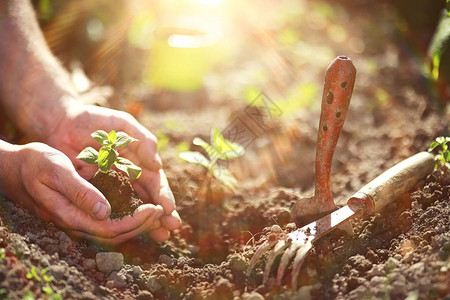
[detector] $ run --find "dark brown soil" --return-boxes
[89,170,142,219]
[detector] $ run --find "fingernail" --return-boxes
[92,202,110,219]
[166,189,176,206]
[155,205,164,218]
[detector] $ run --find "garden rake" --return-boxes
[247,151,434,289]
[246,55,436,289]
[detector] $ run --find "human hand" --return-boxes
[0,141,167,244]
[43,104,181,242]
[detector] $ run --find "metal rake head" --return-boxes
[246,225,316,289]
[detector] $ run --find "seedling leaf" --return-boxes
[211,164,238,191]
[428,141,440,151]
[114,157,142,179]
[210,127,245,160]
[42,286,53,295]
[76,147,99,164]
[179,151,210,169]
[115,131,138,148]
[108,130,117,144]
[23,291,35,300]
[193,137,216,158]
[31,266,41,282]
[91,130,109,145]
[98,147,118,173]
[428,136,450,169]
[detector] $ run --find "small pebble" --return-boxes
[96,252,124,275]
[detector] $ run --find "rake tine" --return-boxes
[276,242,302,285]
[246,238,278,276]
[262,239,289,284]
[291,241,313,289]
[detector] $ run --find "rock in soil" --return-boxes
[96,252,124,275]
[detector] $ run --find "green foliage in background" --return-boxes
[179,128,244,191]
[428,10,450,81]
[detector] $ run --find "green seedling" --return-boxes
[26,266,53,283]
[179,128,245,191]
[428,136,450,169]
[25,266,62,299]
[0,238,5,260]
[77,130,142,179]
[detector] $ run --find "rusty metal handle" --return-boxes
[315,56,357,212]
[347,152,435,213]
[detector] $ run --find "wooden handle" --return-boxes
[315,56,356,212]
[347,152,435,213]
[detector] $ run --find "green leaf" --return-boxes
[98,147,118,173]
[179,151,210,169]
[444,150,450,162]
[76,147,99,164]
[91,130,109,145]
[43,275,53,282]
[26,272,32,280]
[51,294,63,300]
[114,157,142,179]
[31,266,41,282]
[23,291,35,300]
[42,286,53,295]
[428,11,450,80]
[193,137,216,158]
[211,164,238,191]
[108,130,117,144]
[115,131,138,148]
[210,128,245,160]
[428,141,440,151]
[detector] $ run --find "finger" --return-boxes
[148,227,170,243]
[68,212,163,245]
[117,115,162,172]
[70,204,164,238]
[161,210,181,231]
[42,161,111,220]
[139,169,176,214]
[39,183,163,238]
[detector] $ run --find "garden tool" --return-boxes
[291,56,356,226]
[247,151,435,289]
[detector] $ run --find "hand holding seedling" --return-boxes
[43,105,181,243]
[0,140,165,244]
[0,0,180,244]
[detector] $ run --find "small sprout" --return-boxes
[42,286,53,295]
[77,130,142,179]
[26,266,41,282]
[26,266,53,283]
[23,291,35,300]
[428,136,450,169]
[179,128,245,191]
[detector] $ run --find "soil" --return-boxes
[89,170,143,219]
[0,0,450,299]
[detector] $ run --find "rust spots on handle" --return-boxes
[315,56,356,212]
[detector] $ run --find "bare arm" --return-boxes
[0,0,180,243]
[0,0,79,140]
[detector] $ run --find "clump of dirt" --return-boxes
[89,170,142,219]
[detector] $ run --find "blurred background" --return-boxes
[31,0,449,193]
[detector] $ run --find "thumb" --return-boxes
[49,166,111,220]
